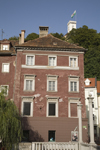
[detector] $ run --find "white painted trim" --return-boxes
[48,55,57,66]
[68,77,79,92]
[47,76,58,92]
[21,97,33,117]
[26,54,35,66]
[22,65,79,70]
[23,53,79,57]
[47,98,58,117]
[69,56,78,67]
[24,75,35,91]
[2,63,10,73]
[0,85,9,96]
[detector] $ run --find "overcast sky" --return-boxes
[0,0,100,40]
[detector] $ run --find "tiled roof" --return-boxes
[84,78,96,87]
[0,40,18,54]
[97,81,100,93]
[15,34,86,51]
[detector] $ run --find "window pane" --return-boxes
[49,103,55,116]
[48,131,55,142]
[26,80,33,91]
[71,82,73,91]
[49,57,56,66]
[27,56,34,65]
[48,81,55,91]
[70,58,77,67]
[3,45,8,50]
[1,86,8,95]
[74,82,77,91]
[3,64,9,72]
[23,102,31,116]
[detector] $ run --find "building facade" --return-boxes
[0,27,88,142]
[84,78,99,139]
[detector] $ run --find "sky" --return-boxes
[0,0,100,40]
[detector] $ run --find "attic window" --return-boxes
[53,42,57,46]
[3,45,9,50]
[85,79,91,86]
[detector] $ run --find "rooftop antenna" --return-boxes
[1,29,4,40]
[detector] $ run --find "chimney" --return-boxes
[19,34,21,44]
[19,30,25,44]
[39,26,49,38]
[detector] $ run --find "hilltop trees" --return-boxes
[0,90,22,150]
[67,26,100,80]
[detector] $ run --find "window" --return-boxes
[70,81,77,92]
[69,56,78,67]
[3,45,9,50]
[69,76,79,92]
[26,55,35,65]
[0,85,9,96]
[47,97,58,117]
[47,75,58,92]
[48,131,55,142]
[24,75,35,91]
[2,63,9,72]
[68,98,80,118]
[48,56,57,66]
[21,97,33,117]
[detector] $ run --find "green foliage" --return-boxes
[25,33,39,41]
[0,91,22,150]
[67,26,100,80]
[51,32,66,40]
[9,36,19,41]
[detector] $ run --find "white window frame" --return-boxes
[21,97,33,117]
[26,55,35,66]
[2,63,10,73]
[3,45,9,50]
[69,56,78,67]
[0,85,9,96]
[48,55,57,66]
[46,97,59,117]
[47,75,58,92]
[24,75,35,91]
[69,76,79,92]
[68,98,80,118]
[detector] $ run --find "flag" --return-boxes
[71,10,76,18]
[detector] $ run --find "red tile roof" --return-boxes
[97,81,100,93]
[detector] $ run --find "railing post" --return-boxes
[32,142,35,150]
[77,102,83,143]
[87,94,95,144]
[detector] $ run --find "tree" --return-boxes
[67,25,100,80]
[25,33,39,42]
[9,36,19,41]
[67,25,100,49]
[0,90,22,150]
[51,32,66,40]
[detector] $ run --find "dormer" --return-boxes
[0,39,10,51]
[84,78,91,86]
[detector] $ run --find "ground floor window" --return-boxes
[48,131,55,142]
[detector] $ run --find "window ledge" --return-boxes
[47,91,58,93]
[23,90,35,92]
[47,116,58,117]
[69,91,79,93]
